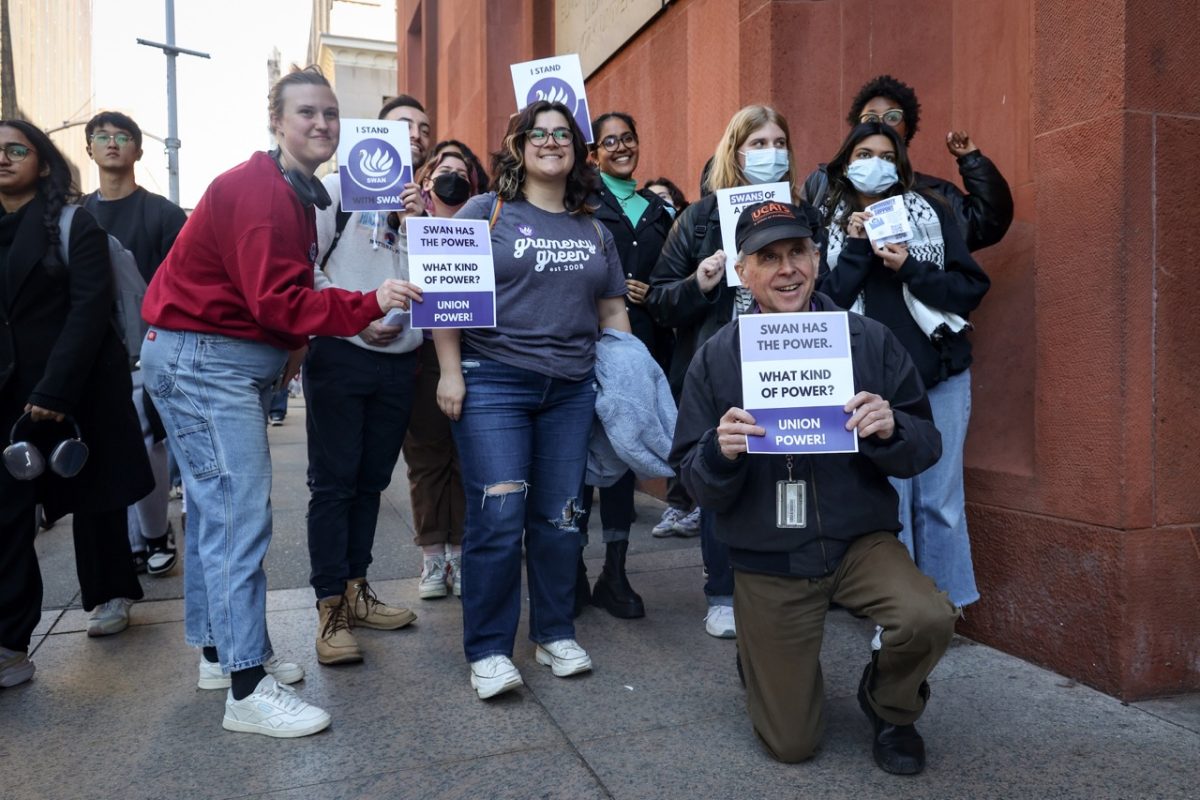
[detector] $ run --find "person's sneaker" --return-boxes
[0,646,35,688]
[268,413,285,426]
[87,598,134,637]
[419,555,449,599]
[704,605,736,639]
[197,654,305,690]
[146,527,177,576]
[469,655,523,699]
[345,578,416,630]
[316,595,362,665]
[534,639,593,677]
[131,551,148,575]
[446,554,462,597]
[858,661,927,774]
[168,484,183,500]
[651,507,685,538]
[673,507,702,537]
[222,675,331,738]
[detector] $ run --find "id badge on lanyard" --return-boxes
[776,454,807,528]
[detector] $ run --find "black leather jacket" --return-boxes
[802,150,1014,251]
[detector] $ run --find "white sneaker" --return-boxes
[87,598,134,637]
[871,625,883,651]
[534,639,593,677]
[197,654,305,690]
[447,554,462,597]
[419,555,448,599]
[652,507,685,538]
[704,605,736,639]
[222,675,330,738]
[0,646,35,688]
[469,655,523,699]
[674,507,702,537]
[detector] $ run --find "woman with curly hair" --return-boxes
[0,119,152,686]
[434,100,630,699]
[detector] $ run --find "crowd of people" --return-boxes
[0,66,1012,773]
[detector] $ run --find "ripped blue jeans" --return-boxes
[451,356,596,662]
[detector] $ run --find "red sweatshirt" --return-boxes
[143,151,381,350]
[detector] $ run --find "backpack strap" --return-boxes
[318,204,353,269]
[57,205,78,265]
[487,194,504,230]
[590,219,607,254]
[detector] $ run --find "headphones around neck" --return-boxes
[271,149,332,209]
[3,412,89,481]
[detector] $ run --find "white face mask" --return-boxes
[740,147,789,184]
[846,156,899,196]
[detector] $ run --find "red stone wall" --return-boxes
[398,0,1200,699]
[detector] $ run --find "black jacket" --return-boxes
[0,197,152,519]
[802,150,1014,252]
[670,292,941,579]
[645,194,731,395]
[590,184,675,371]
[816,194,990,388]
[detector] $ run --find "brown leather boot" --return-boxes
[316,595,362,665]
[345,578,417,631]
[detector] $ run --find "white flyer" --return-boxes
[715,182,792,286]
[335,118,414,212]
[864,195,913,247]
[509,54,593,144]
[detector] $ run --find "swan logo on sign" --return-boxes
[346,138,409,193]
[527,77,577,111]
[511,54,594,144]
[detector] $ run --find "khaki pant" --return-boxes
[733,532,958,763]
[402,343,465,547]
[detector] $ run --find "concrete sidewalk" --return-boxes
[6,400,1199,800]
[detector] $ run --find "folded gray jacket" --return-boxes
[586,328,678,487]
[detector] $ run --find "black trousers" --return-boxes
[72,508,144,611]
[0,470,40,651]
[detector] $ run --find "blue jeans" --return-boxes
[141,328,285,672]
[891,368,978,608]
[304,337,417,599]
[701,508,734,606]
[452,357,595,662]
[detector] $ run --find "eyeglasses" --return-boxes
[0,143,31,162]
[599,132,638,152]
[527,127,573,146]
[859,110,905,127]
[90,132,134,147]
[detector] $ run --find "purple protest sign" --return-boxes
[412,291,495,329]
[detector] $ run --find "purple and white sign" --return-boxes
[407,217,497,329]
[510,54,593,144]
[336,119,414,211]
[740,311,858,454]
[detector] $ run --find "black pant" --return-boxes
[0,470,40,651]
[580,469,636,542]
[304,337,417,599]
[72,508,144,611]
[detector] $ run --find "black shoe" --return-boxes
[573,553,590,618]
[131,551,149,575]
[590,540,645,619]
[857,661,927,775]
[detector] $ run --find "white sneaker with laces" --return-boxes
[673,507,702,537]
[469,655,523,699]
[198,654,305,690]
[447,554,462,597]
[704,605,736,639]
[0,646,35,688]
[535,639,593,677]
[222,675,330,738]
[651,507,685,538]
[419,555,448,599]
[87,598,134,637]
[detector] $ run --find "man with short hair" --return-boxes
[82,111,188,587]
[671,201,958,774]
[378,94,432,170]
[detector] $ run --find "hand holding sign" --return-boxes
[844,392,894,440]
[717,407,765,460]
[375,278,423,313]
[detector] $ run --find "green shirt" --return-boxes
[601,172,648,227]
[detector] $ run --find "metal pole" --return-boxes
[164,0,180,204]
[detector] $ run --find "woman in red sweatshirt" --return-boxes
[140,66,418,739]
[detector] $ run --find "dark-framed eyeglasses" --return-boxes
[527,127,573,147]
[859,109,905,127]
[90,132,135,147]
[599,132,638,152]
[0,143,31,162]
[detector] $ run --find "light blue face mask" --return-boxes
[740,147,790,184]
[846,156,898,196]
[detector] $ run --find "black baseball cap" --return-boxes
[735,200,815,255]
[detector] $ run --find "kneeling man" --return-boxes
[671,201,958,774]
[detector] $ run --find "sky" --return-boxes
[91,0,314,207]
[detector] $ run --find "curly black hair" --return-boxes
[845,75,921,145]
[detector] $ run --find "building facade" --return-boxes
[398,0,1199,701]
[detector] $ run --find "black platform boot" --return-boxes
[591,540,645,619]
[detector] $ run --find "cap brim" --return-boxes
[739,223,815,256]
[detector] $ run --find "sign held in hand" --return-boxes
[337,119,415,212]
[864,196,913,248]
[715,182,792,286]
[510,54,594,144]
[407,217,497,329]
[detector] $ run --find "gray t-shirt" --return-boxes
[455,193,625,381]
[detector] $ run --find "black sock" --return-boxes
[202,646,219,664]
[230,666,267,700]
[146,533,170,551]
